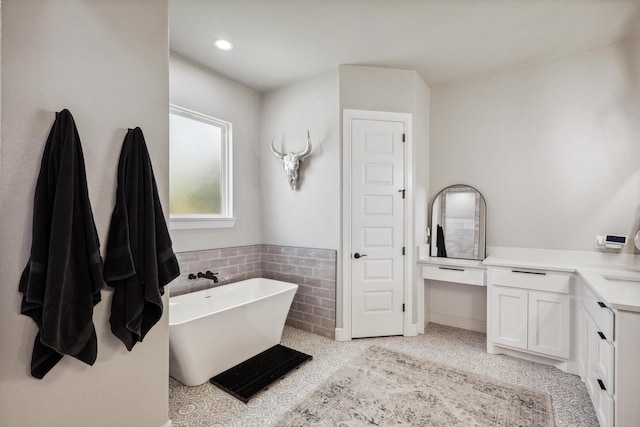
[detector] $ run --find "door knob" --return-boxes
[353,252,367,259]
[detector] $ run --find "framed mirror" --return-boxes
[430,184,487,260]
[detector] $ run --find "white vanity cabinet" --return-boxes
[487,266,571,360]
[420,257,487,333]
[578,275,616,427]
[484,255,640,427]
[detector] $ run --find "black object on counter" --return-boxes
[436,224,448,258]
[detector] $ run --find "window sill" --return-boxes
[170,217,236,230]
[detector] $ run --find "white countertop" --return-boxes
[418,246,640,312]
[577,268,640,313]
[483,254,640,313]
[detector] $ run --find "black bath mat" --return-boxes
[209,344,312,403]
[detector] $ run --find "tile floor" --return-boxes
[169,323,598,427]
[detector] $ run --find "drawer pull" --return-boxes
[597,331,607,340]
[438,267,465,272]
[597,301,607,308]
[511,269,546,275]
[597,379,607,391]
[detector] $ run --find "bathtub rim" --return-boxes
[168,277,298,327]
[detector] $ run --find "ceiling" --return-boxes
[169,0,640,92]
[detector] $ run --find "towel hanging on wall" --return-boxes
[19,109,105,379]
[436,224,448,258]
[103,127,180,351]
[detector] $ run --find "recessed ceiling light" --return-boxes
[213,39,234,51]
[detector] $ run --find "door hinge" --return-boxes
[402,133,406,142]
[402,303,405,312]
[398,189,405,199]
[402,246,405,255]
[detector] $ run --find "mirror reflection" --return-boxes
[430,185,486,260]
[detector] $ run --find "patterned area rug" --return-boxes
[275,345,555,426]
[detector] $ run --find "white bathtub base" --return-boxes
[169,278,298,387]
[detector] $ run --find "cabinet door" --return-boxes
[491,286,528,350]
[596,386,615,427]
[596,329,615,394]
[586,318,600,408]
[528,291,570,359]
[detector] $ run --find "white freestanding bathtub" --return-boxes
[169,278,298,386]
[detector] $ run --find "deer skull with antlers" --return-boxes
[270,130,312,191]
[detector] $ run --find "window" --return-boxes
[169,105,234,229]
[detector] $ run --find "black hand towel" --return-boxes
[19,109,105,379]
[436,224,448,258]
[104,127,180,351]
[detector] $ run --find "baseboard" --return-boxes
[404,323,418,337]
[489,344,571,374]
[335,324,420,340]
[334,327,350,341]
[429,312,486,333]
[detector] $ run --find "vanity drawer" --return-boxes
[596,337,615,393]
[596,386,615,427]
[586,367,600,410]
[583,297,615,341]
[489,267,571,294]
[422,265,485,286]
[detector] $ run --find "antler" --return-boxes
[270,137,284,159]
[298,130,312,159]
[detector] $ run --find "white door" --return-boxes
[527,290,570,359]
[490,286,528,349]
[350,118,405,338]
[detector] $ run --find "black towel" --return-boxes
[104,127,180,351]
[19,109,105,379]
[436,224,448,258]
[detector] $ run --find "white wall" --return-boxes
[338,67,431,248]
[260,66,431,332]
[340,65,422,113]
[260,68,341,250]
[431,36,640,254]
[169,53,262,252]
[339,65,430,328]
[426,281,487,333]
[428,36,640,332]
[0,1,171,426]
[413,74,431,247]
[338,67,432,252]
[413,74,431,327]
